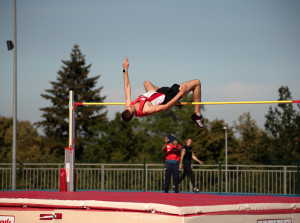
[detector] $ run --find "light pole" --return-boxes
[223,126,228,193]
[11,0,17,190]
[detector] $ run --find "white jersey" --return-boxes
[142,91,165,106]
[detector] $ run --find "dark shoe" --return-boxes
[173,185,179,193]
[191,113,204,128]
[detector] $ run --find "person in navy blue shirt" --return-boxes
[179,138,203,192]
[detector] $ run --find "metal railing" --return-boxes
[0,163,299,194]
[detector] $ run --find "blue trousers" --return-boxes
[164,161,179,193]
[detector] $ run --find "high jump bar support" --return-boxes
[74,100,300,106]
[66,89,76,192]
[67,88,299,192]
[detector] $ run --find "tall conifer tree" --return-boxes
[265,86,300,164]
[37,45,107,160]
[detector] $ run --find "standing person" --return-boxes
[179,138,204,192]
[162,134,182,193]
[121,57,204,128]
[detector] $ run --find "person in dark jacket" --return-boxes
[179,138,203,192]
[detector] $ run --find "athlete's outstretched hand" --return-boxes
[123,57,129,71]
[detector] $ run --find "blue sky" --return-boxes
[1,0,299,130]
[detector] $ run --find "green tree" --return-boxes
[264,86,300,164]
[200,119,236,164]
[233,112,268,164]
[36,45,107,161]
[84,113,148,163]
[0,116,55,163]
[0,116,12,162]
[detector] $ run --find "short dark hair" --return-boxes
[121,109,134,122]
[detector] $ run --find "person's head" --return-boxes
[186,138,192,146]
[167,134,177,144]
[121,106,136,122]
[173,139,178,145]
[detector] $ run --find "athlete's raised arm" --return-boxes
[123,57,131,108]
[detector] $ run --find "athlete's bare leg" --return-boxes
[180,79,201,115]
[144,81,159,92]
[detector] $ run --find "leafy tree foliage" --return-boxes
[265,86,300,164]
[203,119,235,164]
[36,45,107,161]
[0,116,56,163]
[83,113,146,163]
[233,112,268,164]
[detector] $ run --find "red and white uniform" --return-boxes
[130,92,165,116]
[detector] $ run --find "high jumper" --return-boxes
[121,57,204,128]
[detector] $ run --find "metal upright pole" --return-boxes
[66,89,75,191]
[224,127,228,193]
[143,159,146,192]
[297,160,299,195]
[218,161,222,193]
[12,0,17,190]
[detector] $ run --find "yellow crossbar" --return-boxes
[75,100,298,106]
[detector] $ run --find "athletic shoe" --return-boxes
[191,113,204,128]
[193,187,199,192]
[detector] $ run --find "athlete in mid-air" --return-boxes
[121,57,204,128]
